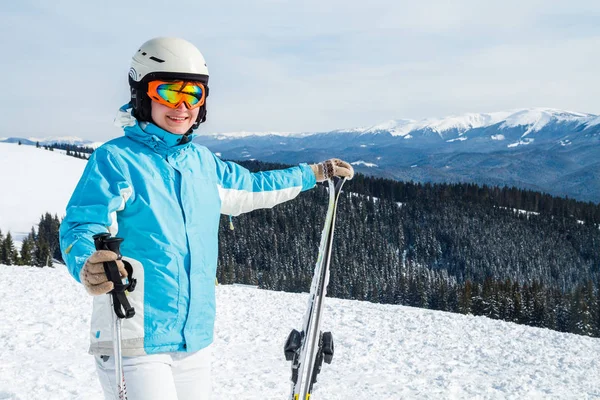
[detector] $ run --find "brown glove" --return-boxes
[80,250,128,296]
[310,158,355,182]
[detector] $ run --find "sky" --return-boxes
[3,0,600,141]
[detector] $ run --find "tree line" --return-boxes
[31,141,93,159]
[6,161,600,337]
[0,213,61,267]
[47,142,94,159]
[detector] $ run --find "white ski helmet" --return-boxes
[128,37,210,129]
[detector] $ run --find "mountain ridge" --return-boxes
[195,108,600,203]
[206,107,598,139]
[5,107,599,202]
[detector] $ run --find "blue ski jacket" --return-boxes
[60,106,316,356]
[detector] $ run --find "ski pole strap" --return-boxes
[92,233,136,320]
[103,260,136,319]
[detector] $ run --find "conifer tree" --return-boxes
[0,229,5,265]
[2,232,17,265]
[20,236,34,266]
[35,239,51,267]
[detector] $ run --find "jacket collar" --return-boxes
[114,105,197,155]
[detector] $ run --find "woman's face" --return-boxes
[150,100,200,135]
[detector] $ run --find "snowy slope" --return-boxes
[0,136,100,148]
[0,143,87,241]
[1,265,599,399]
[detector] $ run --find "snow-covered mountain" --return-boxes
[206,108,596,140]
[2,264,600,399]
[355,108,595,138]
[197,108,600,203]
[0,143,87,242]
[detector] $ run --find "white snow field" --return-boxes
[0,265,599,400]
[0,143,86,241]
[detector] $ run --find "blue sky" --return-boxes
[3,0,600,141]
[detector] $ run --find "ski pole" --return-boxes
[93,233,136,400]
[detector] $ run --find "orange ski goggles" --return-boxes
[147,80,206,109]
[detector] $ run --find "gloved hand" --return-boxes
[310,158,354,182]
[80,250,128,296]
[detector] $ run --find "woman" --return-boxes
[59,37,353,400]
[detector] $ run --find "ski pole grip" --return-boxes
[92,233,136,319]
[93,233,112,251]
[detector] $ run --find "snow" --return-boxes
[494,108,590,135]
[350,160,378,167]
[507,138,534,148]
[501,109,552,134]
[360,109,540,138]
[446,136,468,142]
[87,142,105,149]
[334,108,596,139]
[491,134,505,141]
[499,207,541,218]
[363,113,514,138]
[500,108,592,136]
[204,130,306,139]
[560,139,572,146]
[1,265,600,399]
[364,119,418,137]
[0,143,86,241]
[584,115,600,129]
[423,112,511,134]
[2,139,600,399]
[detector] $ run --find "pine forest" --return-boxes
[8,160,600,338]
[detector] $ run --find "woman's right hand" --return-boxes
[80,250,128,296]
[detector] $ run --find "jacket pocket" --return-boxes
[143,248,183,336]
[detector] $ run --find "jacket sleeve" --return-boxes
[213,155,316,216]
[59,147,133,283]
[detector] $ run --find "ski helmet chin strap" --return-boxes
[179,132,192,144]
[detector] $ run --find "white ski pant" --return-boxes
[95,345,212,400]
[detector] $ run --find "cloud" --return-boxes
[2,1,600,140]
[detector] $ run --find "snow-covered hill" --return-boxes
[0,143,87,241]
[1,264,599,399]
[0,136,101,148]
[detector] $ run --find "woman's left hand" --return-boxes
[310,158,354,182]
